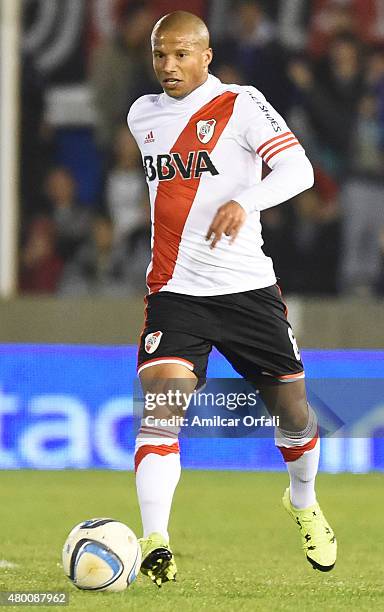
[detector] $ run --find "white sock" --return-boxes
[135,421,181,541]
[286,439,320,509]
[275,405,320,509]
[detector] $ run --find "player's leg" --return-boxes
[259,378,318,509]
[136,362,198,586]
[137,363,197,543]
[259,379,336,571]
[135,292,212,585]
[213,285,336,571]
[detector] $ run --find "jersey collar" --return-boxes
[160,73,220,108]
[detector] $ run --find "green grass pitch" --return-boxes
[0,470,383,611]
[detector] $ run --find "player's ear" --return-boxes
[203,48,213,69]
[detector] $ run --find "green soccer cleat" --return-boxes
[282,488,337,572]
[138,532,177,587]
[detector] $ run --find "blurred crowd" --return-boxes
[19,0,384,297]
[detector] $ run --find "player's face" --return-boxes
[152,31,212,98]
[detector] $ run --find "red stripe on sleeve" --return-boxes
[256,131,292,155]
[260,136,297,159]
[264,141,300,163]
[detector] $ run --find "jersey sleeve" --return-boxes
[127,100,139,138]
[234,87,305,167]
[231,87,313,214]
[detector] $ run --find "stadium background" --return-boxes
[0,0,383,474]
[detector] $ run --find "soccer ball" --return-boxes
[62,518,141,592]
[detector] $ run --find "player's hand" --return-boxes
[206,200,246,249]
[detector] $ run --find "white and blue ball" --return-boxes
[62,518,141,592]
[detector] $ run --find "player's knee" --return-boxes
[278,399,309,431]
[140,363,197,418]
[140,364,197,393]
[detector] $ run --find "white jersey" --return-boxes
[128,74,310,296]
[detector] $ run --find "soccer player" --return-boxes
[128,11,337,587]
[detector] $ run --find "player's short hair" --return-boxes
[152,11,210,48]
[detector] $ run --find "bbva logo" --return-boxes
[143,151,219,182]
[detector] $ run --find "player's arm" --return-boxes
[231,148,314,215]
[206,89,314,248]
[206,152,313,248]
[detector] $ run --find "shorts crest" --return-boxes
[144,331,163,354]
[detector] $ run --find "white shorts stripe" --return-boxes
[137,358,195,375]
[277,372,306,382]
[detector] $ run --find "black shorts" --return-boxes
[137,285,304,386]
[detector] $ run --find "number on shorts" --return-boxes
[288,327,301,361]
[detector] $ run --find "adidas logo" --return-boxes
[144,130,155,144]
